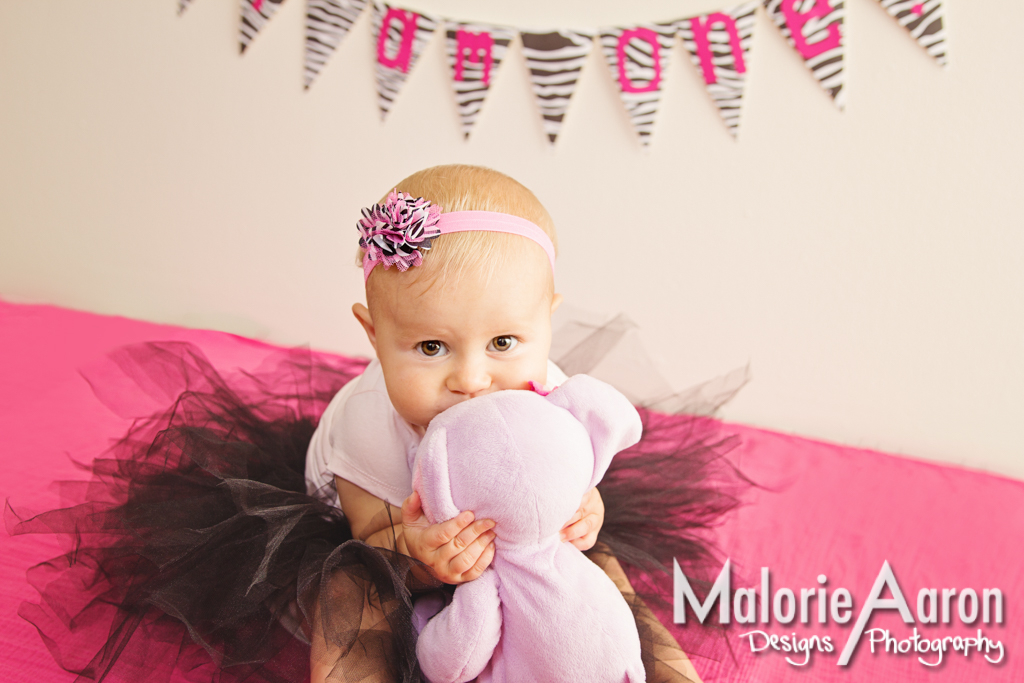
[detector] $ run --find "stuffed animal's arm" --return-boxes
[416,568,502,683]
[546,375,643,489]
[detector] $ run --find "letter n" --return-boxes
[689,13,747,85]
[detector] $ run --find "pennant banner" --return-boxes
[372,2,439,120]
[304,0,369,89]
[764,0,846,109]
[520,30,594,145]
[445,24,515,138]
[241,0,287,54]
[183,1,947,145]
[878,0,947,66]
[599,23,677,146]
[678,2,757,138]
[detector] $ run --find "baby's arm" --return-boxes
[335,476,496,584]
[335,475,403,544]
[416,568,502,683]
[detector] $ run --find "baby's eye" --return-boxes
[488,336,518,353]
[417,340,448,357]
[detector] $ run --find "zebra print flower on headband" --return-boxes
[357,189,442,273]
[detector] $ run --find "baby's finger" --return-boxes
[461,540,496,582]
[449,530,496,578]
[560,514,593,543]
[401,492,423,523]
[450,518,495,554]
[570,530,598,551]
[426,510,475,550]
[560,508,583,532]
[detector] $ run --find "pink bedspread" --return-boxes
[1,300,1020,682]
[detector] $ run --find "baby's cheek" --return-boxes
[394,376,437,425]
[527,355,551,389]
[497,356,545,391]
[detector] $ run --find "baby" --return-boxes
[304,165,607,679]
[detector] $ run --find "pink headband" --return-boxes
[358,190,556,282]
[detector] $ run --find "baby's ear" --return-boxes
[545,375,642,488]
[351,303,377,351]
[413,426,461,524]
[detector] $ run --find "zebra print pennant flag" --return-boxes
[445,24,515,138]
[304,0,369,89]
[678,2,757,138]
[520,30,594,145]
[763,0,846,109]
[371,2,439,120]
[599,23,677,146]
[877,0,947,66]
[241,0,287,54]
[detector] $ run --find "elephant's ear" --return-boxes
[413,426,462,525]
[545,375,643,489]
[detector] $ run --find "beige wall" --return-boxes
[2,1,1022,478]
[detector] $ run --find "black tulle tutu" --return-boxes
[6,335,747,683]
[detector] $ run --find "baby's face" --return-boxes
[366,250,558,430]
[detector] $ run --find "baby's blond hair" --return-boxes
[362,165,558,308]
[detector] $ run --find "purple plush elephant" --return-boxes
[412,374,646,683]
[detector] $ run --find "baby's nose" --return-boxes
[446,359,491,396]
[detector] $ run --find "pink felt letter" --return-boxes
[617,28,662,94]
[377,7,419,73]
[781,0,841,61]
[689,13,747,85]
[454,30,494,84]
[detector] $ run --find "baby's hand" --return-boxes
[560,487,604,551]
[400,491,496,584]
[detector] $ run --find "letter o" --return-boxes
[616,28,662,93]
[958,589,979,624]
[774,588,796,624]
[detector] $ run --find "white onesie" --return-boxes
[305,358,569,511]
